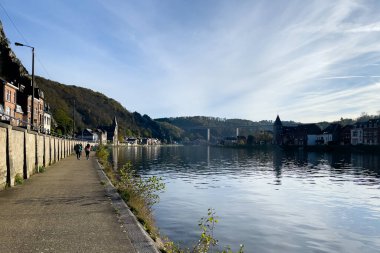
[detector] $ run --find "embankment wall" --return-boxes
[0,123,92,188]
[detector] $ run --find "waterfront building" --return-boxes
[80,128,99,142]
[99,116,118,145]
[0,78,18,126]
[351,119,380,145]
[273,115,321,146]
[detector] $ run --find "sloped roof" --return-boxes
[322,123,342,134]
[274,115,282,126]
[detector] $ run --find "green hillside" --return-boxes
[36,76,186,142]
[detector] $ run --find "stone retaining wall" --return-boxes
[0,123,92,189]
[0,127,6,188]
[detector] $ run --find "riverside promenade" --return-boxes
[0,153,159,253]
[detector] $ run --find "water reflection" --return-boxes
[113,146,380,253]
[114,146,380,186]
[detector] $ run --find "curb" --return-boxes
[95,160,161,253]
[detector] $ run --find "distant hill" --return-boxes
[36,76,170,139]
[156,116,279,141]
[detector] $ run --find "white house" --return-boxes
[351,128,363,145]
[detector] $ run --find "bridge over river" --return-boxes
[186,124,274,142]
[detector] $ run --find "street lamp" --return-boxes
[15,42,35,130]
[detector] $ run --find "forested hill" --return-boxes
[155,116,303,141]
[155,116,275,141]
[36,76,183,141]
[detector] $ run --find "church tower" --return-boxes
[273,115,283,145]
[112,116,118,145]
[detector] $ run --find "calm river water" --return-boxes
[112,145,380,253]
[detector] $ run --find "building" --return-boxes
[0,78,18,126]
[340,125,352,145]
[318,123,342,145]
[125,137,138,145]
[273,115,283,145]
[273,115,321,146]
[14,104,24,126]
[96,129,107,145]
[363,118,380,145]
[42,103,52,134]
[0,77,52,134]
[99,116,118,145]
[140,138,161,145]
[16,83,31,127]
[351,119,380,145]
[80,128,99,142]
[351,122,363,145]
[35,88,45,131]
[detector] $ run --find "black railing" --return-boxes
[0,111,86,141]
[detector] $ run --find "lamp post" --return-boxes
[15,42,35,130]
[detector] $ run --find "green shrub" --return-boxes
[117,162,165,238]
[35,166,46,173]
[14,173,24,185]
[163,209,244,253]
[96,145,109,166]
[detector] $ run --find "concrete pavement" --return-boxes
[0,153,158,253]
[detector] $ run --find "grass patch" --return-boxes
[35,166,46,174]
[14,173,24,185]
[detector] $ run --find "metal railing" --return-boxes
[0,111,86,141]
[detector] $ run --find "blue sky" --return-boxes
[1,0,380,122]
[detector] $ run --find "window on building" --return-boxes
[6,90,11,102]
[5,106,10,115]
[13,92,16,104]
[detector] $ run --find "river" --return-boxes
[112,145,380,253]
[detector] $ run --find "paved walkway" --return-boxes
[0,153,157,253]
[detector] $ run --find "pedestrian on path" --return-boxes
[85,143,91,160]
[74,143,82,160]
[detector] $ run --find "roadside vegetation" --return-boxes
[14,173,23,185]
[96,145,244,253]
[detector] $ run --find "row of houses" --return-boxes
[1,76,122,145]
[0,78,52,133]
[273,115,380,146]
[124,137,161,145]
[79,117,119,145]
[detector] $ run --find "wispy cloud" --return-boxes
[3,0,380,122]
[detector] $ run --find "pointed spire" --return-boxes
[274,115,282,126]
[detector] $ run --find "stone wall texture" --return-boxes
[44,136,50,167]
[25,132,36,178]
[37,134,44,168]
[0,127,7,188]
[0,124,90,189]
[10,129,25,183]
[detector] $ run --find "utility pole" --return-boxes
[73,99,75,138]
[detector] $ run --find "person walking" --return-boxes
[78,144,83,159]
[85,144,91,160]
[74,143,81,160]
